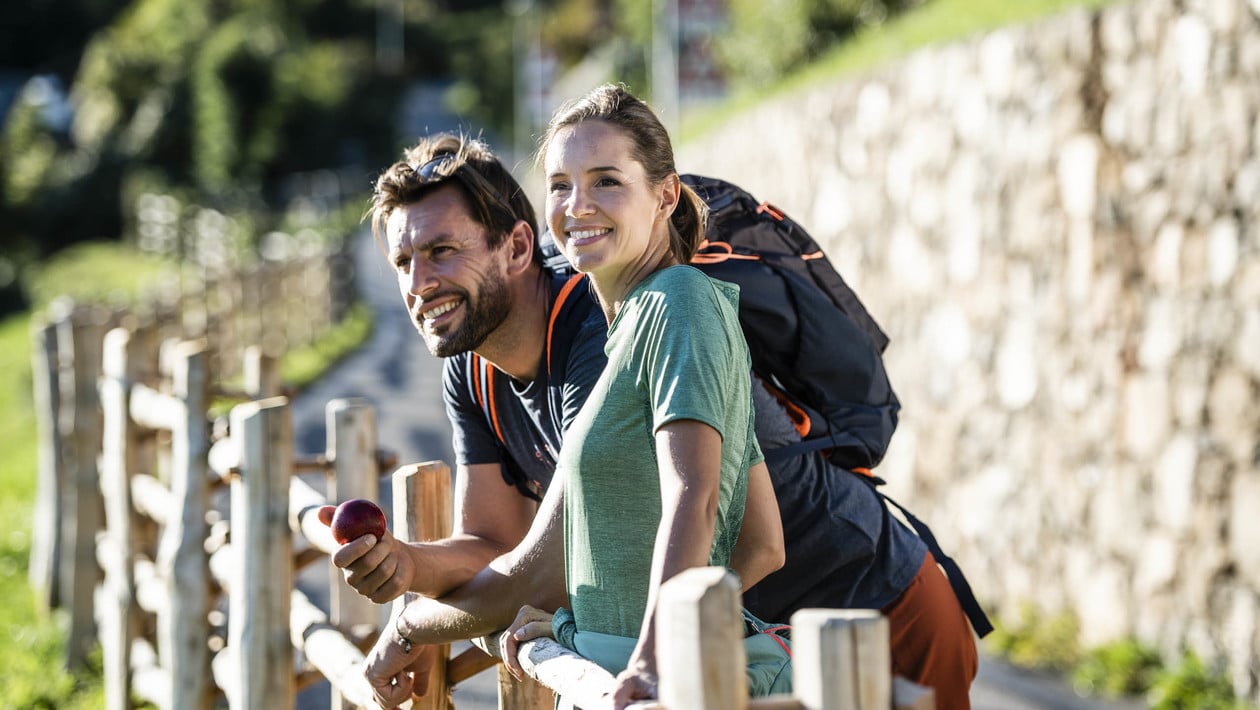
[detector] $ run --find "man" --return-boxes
[328,133,977,710]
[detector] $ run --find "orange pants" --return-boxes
[882,551,979,710]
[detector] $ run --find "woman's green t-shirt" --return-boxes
[558,265,763,638]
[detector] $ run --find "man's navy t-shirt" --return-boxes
[444,274,607,498]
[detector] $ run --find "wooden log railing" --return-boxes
[467,567,935,710]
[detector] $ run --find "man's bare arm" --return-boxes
[395,474,568,645]
[328,462,539,602]
[729,461,785,591]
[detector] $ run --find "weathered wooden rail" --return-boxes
[468,567,934,710]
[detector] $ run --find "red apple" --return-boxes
[330,498,387,544]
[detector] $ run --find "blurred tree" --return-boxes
[718,0,923,89]
[0,0,130,80]
[0,0,408,318]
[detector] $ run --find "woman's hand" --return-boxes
[610,656,658,710]
[499,605,555,680]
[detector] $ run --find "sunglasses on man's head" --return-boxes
[411,152,457,182]
[406,152,520,228]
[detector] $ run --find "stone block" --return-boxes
[1234,161,1260,208]
[1231,473,1260,587]
[1154,433,1199,533]
[1172,15,1213,95]
[1138,296,1183,370]
[1225,587,1258,699]
[1234,308,1260,379]
[1207,217,1241,288]
[1100,2,1137,58]
[1135,533,1179,595]
[1169,354,1210,429]
[1091,465,1146,559]
[1058,134,1101,220]
[1074,559,1132,647]
[1150,221,1185,289]
[1122,374,1171,459]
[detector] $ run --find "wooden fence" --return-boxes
[29,247,354,646]
[31,285,937,710]
[90,313,405,709]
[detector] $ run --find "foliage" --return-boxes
[431,6,517,141]
[280,301,374,391]
[681,0,1124,141]
[1072,638,1163,698]
[0,0,129,80]
[986,604,1257,709]
[23,241,180,311]
[985,603,1082,673]
[717,0,923,91]
[0,0,403,320]
[1148,651,1250,710]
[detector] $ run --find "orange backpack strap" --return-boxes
[471,353,505,445]
[547,273,587,378]
[475,273,586,446]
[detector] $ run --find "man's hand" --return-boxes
[318,505,415,603]
[363,624,436,709]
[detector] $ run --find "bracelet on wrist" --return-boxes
[395,614,414,654]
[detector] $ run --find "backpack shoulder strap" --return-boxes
[547,273,588,379]
[877,488,994,638]
[470,353,504,445]
[473,272,589,445]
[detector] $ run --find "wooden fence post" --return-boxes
[326,398,379,710]
[157,341,212,710]
[100,326,139,710]
[656,567,748,710]
[29,315,63,612]
[229,397,296,709]
[791,609,890,710]
[393,462,454,710]
[243,345,279,399]
[59,302,106,669]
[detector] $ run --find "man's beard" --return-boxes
[422,270,512,358]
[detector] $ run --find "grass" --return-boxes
[0,241,371,708]
[680,0,1124,142]
[0,311,108,709]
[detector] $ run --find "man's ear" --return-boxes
[504,219,535,275]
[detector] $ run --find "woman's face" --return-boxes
[544,120,674,282]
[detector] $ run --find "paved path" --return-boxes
[291,230,1146,709]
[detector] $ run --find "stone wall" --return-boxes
[679,0,1260,698]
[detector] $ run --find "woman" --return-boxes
[501,83,790,706]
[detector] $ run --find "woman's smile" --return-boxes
[565,227,611,248]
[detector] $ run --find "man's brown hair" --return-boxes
[371,133,540,265]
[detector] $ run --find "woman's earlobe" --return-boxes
[658,174,681,216]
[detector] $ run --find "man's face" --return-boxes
[385,184,512,357]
